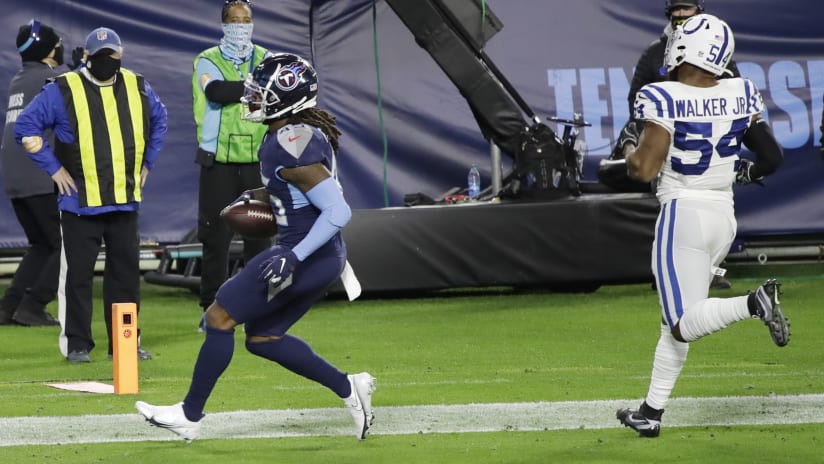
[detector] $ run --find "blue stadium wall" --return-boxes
[1,0,822,247]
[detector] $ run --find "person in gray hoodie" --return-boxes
[0,20,66,326]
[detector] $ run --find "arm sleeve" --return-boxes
[142,80,168,170]
[742,119,783,178]
[291,177,352,261]
[204,80,244,104]
[195,57,243,104]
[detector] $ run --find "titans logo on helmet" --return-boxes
[275,62,305,92]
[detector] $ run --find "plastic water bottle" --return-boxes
[467,164,481,199]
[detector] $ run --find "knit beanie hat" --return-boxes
[17,20,60,62]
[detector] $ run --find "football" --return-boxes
[220,199,278,238]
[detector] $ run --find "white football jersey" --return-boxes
[634,78,763,203]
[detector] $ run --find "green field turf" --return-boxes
[0,265,821,463]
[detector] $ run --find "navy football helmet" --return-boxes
[242,53,318,122]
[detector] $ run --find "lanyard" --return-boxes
[233,53,255,79]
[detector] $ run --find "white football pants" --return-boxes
[645,197,751,410]
[653,197,736,329]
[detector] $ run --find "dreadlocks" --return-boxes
[288,108,342,154]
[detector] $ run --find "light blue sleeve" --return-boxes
[291,177,352,261]
[195,58,224,91]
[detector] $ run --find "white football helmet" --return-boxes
[664,13,735,76]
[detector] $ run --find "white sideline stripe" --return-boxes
[1,394,823,447]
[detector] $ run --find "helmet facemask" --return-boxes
[241,56,319,122]
[241,73,279,122]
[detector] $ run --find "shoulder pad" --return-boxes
[741,78,764,115]
[634,83,675,121]
[276,124,317,160]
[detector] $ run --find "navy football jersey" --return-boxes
[258,123,339,248]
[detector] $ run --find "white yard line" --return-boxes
[1,393,823,446]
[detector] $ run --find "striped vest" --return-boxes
[55,69,149,208]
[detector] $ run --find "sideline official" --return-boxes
[15,27,167,363]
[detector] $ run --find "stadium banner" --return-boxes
[0,0,821,247]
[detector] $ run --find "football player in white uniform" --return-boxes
[615,14,788,438]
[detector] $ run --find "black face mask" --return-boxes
[53,44,65,67]
[87,54,121,81]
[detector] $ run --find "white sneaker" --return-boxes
[135,401,201,442]
[344,372,377,440]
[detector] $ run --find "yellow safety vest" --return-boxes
[55,69,148,208]
[192,45,268,163]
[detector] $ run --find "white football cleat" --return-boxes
[135,401,201,442]
[344,372,377,440]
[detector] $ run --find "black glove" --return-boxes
[236,191,252,204]
[219,191,253,217]
[71,46,85,69]
[735,159,764,186]
[258,249,298,288]
[616,120,642,154]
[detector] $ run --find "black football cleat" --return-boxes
[752,279,790,347]
[617,408,661,438]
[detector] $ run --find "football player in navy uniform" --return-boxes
[136,53,375,442]
[615,15,788,437]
